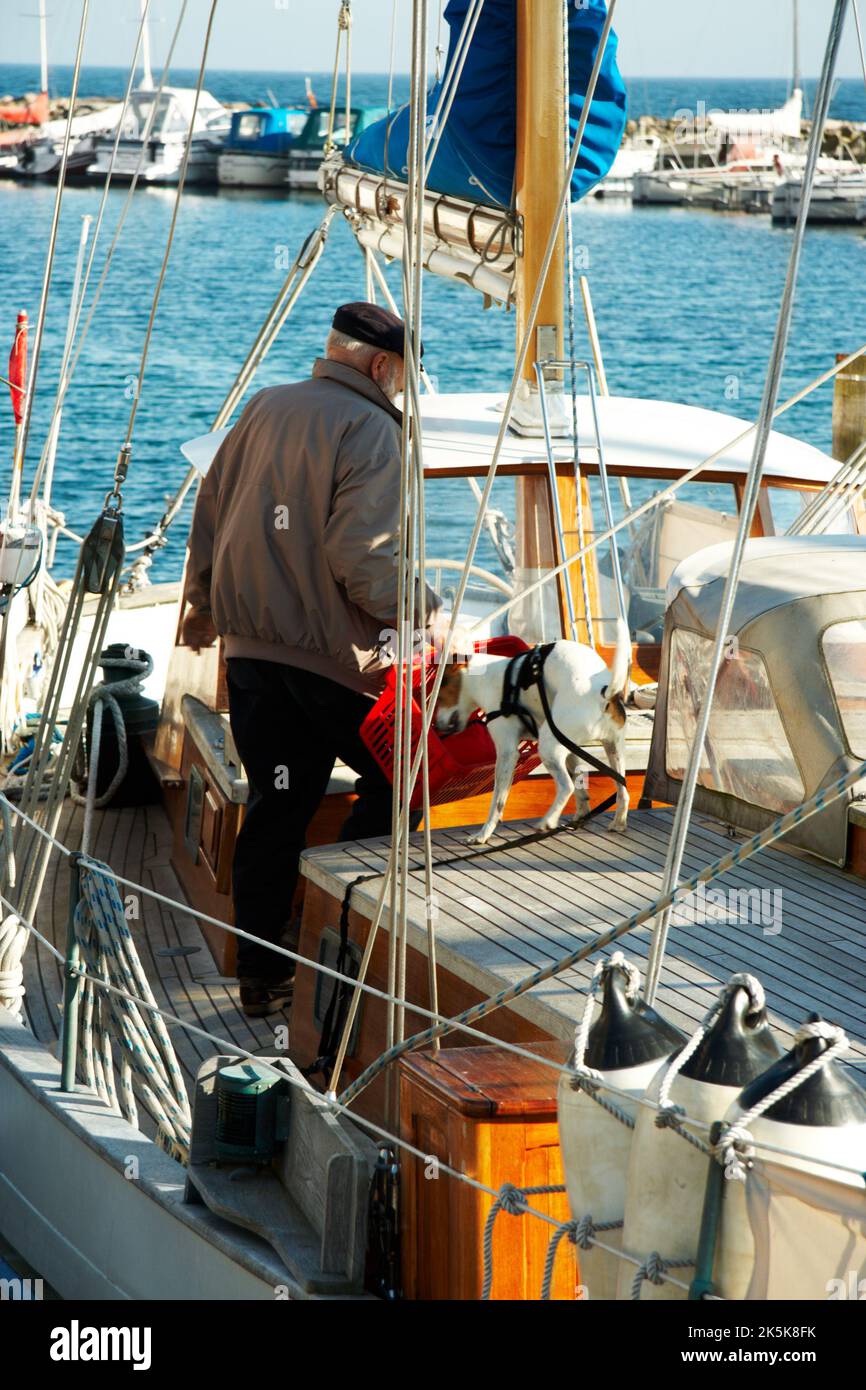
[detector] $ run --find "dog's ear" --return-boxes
[437,660,469,705]
[604,692,627,728]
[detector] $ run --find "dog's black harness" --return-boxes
[485,643,628,787]
[305,643,628,1085]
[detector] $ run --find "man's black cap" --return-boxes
[332,301,423,360]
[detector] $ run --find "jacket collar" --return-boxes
[312,357,403,425]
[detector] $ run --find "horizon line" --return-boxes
[0,61,860,81]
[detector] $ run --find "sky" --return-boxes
[1,0,864,79]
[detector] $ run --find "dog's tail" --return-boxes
[606,615,632,701]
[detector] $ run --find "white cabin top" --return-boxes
[417,391,838,483]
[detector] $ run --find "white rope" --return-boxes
[657,973,765,1112]
[718,1020,849,1181]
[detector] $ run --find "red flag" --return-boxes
[8,310,27,426]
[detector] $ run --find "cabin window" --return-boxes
[312,109,355,143]
[237,113,266,139]
[666,628,805,811]
[766,485,861,537]
[422,477,561,644]
[822,621,866,757]
[586,478,738,646]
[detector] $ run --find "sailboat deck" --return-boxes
[21,801,866,1091]
[22,800,289,1083]
[300,808,866,1069]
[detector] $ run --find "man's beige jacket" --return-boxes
[184,357,438,696]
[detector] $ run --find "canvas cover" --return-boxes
[645,538,866,865]
[345,0,627,208]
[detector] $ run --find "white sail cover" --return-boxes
[709,89,803,142]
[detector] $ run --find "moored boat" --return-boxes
[217,105,309,188]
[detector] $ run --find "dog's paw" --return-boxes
[537,816,561,834]
[609,816,629,834]
[466,830,493,846]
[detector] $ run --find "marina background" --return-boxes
[2,65,865,581]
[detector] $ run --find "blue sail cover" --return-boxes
[344,0,627,209]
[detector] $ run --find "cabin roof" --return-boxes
[138,86,226,117]
[419,392,838,482]
[180,392,840,484]
[667,535,866,619]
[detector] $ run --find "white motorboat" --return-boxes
[591,131,661,198]
[772,167,866,224]
[12,102,125,179]
[86,87,231,185]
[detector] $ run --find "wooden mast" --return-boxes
[514,0,566,384]
[513,0,591,641]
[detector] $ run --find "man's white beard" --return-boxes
[376,363,402,402]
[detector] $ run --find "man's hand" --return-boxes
[181,606,217,653]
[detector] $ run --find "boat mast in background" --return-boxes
[792,0,802,99]
[38,0,48,96]
[138,0,154,90]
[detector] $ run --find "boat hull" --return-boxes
[0,1007,304,1299]
[218,149,290,187]
[87,137,220,185]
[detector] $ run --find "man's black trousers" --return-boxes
[226,657,397,982]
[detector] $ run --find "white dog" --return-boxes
[434,617,631,845]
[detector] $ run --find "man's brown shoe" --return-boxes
[239,976,294,1018]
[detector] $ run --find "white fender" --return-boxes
[617,977,781,1300]
[715,1018,866,1300]
[557,955,684,1300]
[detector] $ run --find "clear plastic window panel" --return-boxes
[823,621,866,757]
[666,628,805,811]
[587,478,739,647]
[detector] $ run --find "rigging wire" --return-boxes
[121,0,221,452]
[329,0,622,959]
[461,340,866,638]
[11,0,90,498]
[852,0,866,94]
[3,792,865,1181]
[643,0,853,1007]
[28,0,187,510]
[561,0,595,647]
[337,757,866,1110]
[325,1,352,153]
[424,0,485,179]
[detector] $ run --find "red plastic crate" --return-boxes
[360,635,542,810]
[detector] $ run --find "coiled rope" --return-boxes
[73,857,191,1159]
[70,647,153,846]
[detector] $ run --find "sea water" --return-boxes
[1,68,865,583]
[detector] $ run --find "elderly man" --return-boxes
[182,303,439,1017]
